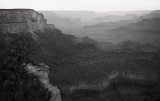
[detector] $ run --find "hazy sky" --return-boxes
[0,0,160,11]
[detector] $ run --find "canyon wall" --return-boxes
[0,9,47,33]
[0,9,61,101]
[25,63,62,101]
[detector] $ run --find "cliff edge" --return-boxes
[25,63,62,101]
[0,9,61,101]
[0,9,47,33]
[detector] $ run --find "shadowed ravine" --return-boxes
[49,51,160,101]
[61,72,160,101]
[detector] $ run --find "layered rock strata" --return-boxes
[0,9,47,33]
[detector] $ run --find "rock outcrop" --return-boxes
[0,9,62,101]
[25,63,62,101]
[0,9,47,33]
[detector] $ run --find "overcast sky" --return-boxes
[0,0,160,11]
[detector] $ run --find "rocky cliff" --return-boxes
[0,9,62,101]
[25,63,62,101]
[0,9,47,33]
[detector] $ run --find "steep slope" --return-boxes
[0,9,62,101]
[34,27,76,66]
[0,32,54,101]
[34,26,98,67]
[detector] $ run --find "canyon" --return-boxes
[0,9,160,101]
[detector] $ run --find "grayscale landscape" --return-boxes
[0,0,160,101]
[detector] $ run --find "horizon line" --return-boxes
[0,8,159,12]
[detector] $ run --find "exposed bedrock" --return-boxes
[25,63,62,101]
[0,9,47,33]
